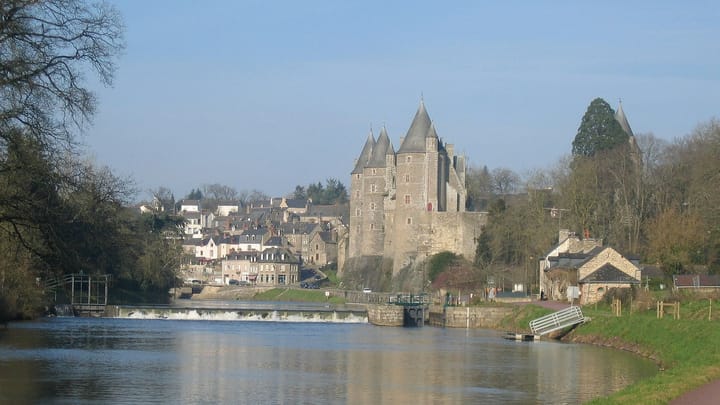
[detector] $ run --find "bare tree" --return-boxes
[0,0,124,149]
[491,167,520,194]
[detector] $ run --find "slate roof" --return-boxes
[318,231,336,244]
[264,236,284,247]
[240,228,268,237]
[283,198,308,209]
[219,235,244,244]
[397,100,433,154]
[366,126,392,168]
[580,263,640,284]
[615,101,634,137]
[352,130,375,174]
[258,247,299,264]
[674,274,720,288]
[304,204,349,224]
[226,251,258,261]
[279,222,318,235]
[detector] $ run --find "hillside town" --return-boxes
[142,196,347,288]
[142,99,679,307]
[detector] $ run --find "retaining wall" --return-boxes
[367,304,404,326]
[428,305,514,328]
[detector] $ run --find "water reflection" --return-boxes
[0,318,656,404]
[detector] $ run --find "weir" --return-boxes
[107,302,368,324]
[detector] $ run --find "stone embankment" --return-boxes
[428,305,514,328]
[366,304,404,326]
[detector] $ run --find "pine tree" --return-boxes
[572,98,628,156]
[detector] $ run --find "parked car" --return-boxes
[363,288,372,293]
[228,279,239,286]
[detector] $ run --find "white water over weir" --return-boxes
[107,302,369,324]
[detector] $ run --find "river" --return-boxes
[0,316,657,404]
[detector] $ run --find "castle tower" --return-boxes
[615,101,642,164]
[360,127,393,255]
[349,130,374,258]
[347,100,482,279]
[392,100,437,271]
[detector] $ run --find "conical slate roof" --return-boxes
[615,101,634,137]
[351,130,375,174]
[367,126,392,168]
[397,100,433,153]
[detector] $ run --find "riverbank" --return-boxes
[556,302,719,404]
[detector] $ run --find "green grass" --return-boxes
[575,301,720,404]
[252,288,346,304]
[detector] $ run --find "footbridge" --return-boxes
[44,273,111,316]
[529,305,586,336]
[390,294,430,327]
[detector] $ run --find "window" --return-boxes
[370,202,376,211]
[407,217,412,225]
[355,190,360,198]
[406,156,412,163]
[356,174,361,179]
[370,223,375,230]
[371,168,377,175]
[404,195,411,205]
[370,184,377,192]
[404,174,410,183]
[356,208,361,216]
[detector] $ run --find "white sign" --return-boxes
[567,286,580,301]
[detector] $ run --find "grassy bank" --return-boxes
[252,288,346,304]
[492,299,719,404]
[574,302,720,404]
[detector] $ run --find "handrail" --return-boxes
[529,306,585,336]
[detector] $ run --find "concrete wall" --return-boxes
[367,304,404,326]
[427,305,513,328]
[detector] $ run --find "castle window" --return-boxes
[356,174,361,179]
[370,184,377,192]
[406,156,412,163]
[407,217,412,225]
[371,168,377,175]
[370,223,375,230]
[356,208,361,216]
[370,202,376,211]
[405,174,410,183]
[404,195,411,205]
[355,190,360,198]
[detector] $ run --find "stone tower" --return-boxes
[348,101,484,276]
[349,130,374,259]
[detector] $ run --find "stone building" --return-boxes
[348,101,486,274]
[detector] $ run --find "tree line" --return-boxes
[0,1,188,320]
[466,98,720,291]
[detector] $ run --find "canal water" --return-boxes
[0,317,656,404]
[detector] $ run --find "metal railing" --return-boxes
[529,306,585,336]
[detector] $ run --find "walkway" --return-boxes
[671,380,720,405]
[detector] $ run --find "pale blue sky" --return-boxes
[86,1,720,200]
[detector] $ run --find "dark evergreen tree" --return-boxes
[572,98,628,157]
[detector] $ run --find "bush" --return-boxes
[428,252,460,282]
[601,287,635,305]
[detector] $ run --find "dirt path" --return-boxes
[670,380,720,405]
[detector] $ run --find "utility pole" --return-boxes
[545,207,570,231]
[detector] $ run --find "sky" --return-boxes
[84,0,720,201]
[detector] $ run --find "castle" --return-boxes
[348,101,486,274]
